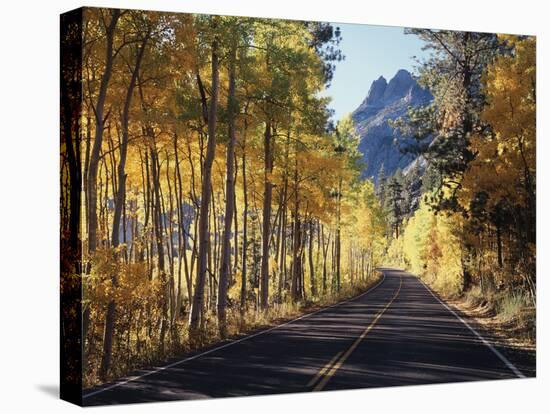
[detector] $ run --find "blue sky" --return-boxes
[323,23,428,121]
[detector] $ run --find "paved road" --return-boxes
[83,268,535,406]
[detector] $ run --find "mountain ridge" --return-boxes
[352,69,432,183]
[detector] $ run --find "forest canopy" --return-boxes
[61,9,386,386]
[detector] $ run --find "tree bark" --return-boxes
[189,34,219,332]
[217,44,237,337]
[335,178,342,291]
[111,34,148,247]
[240,140,248,313]
[151,146,168,351]
[308,219,317,296]
[290,165,302,301]
[260,121,273,309]
[321,224,330,293]
[88,10,120,254]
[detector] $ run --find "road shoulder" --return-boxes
[419,277,536,378]
[83,273,386,399]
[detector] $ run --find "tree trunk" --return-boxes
[335,178,342,291]
[496,223,503,269]
[111,34,148,247]
[321,224,330,293]
[151,147,168,351]
[217,44,237,338]
[88,10,120,254]
[290,165,302,301]
[308,219,317,297]
[189,35,219,332]
[260,121,273,309]
[240,132,249,314]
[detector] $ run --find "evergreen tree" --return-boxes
[421,163,441,195]
[400,29,501,212]
[402,163,422,216]
[376,163,387,205]
[386,170,405,239]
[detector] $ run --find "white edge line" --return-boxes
[416,275,525,379]
[83,273,387,399]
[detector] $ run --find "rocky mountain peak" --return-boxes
[351,69,433,184]
[382,69,415,103]
[365,75,387,106]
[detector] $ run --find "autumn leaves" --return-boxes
[61,10,385,385]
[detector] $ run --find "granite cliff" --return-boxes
[352,69,432,183]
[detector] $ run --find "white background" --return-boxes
[0,0,546,412]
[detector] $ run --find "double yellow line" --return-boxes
[309,276,402,391]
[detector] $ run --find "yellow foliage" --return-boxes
[389,197,463,295]
[458,35,535,212]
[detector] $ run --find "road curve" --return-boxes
[83,268,535,406]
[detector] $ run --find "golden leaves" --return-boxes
[458,35,535,213]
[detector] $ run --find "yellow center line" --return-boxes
[311,276,403,392]
[307,351,343,387]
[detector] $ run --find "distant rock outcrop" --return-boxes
[352,69,432,184]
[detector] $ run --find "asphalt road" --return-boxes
[83,268,535,406]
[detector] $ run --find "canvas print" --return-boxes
[60,7,536,406]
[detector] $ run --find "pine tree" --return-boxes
[376,163,386,205]
[401,29,501,212]
[386,171,405,239]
